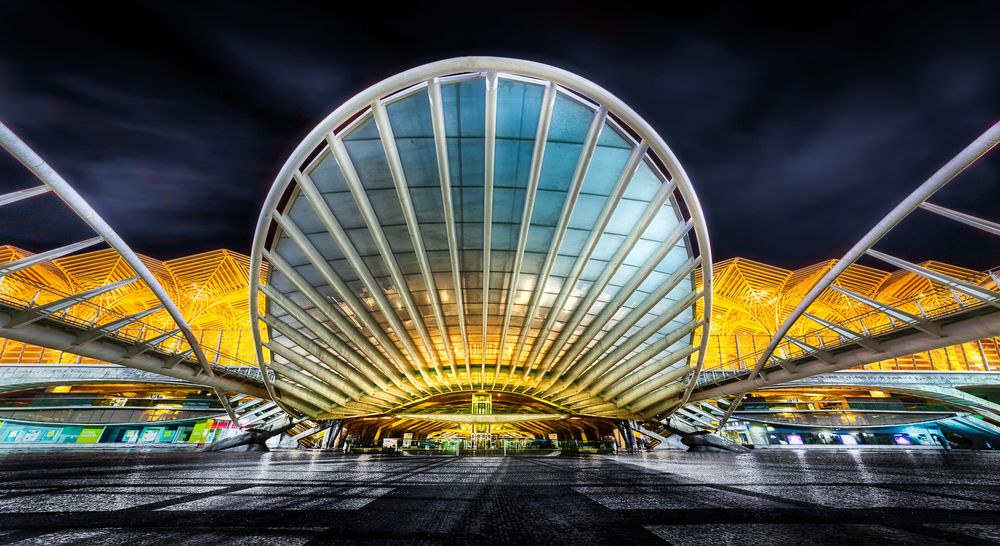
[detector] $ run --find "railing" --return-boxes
[0,274,259,373]
[697,274,999,386]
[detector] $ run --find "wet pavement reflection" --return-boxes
[0,449,997,544]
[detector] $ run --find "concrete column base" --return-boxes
[201,421,297,453]
[679,431,750,453]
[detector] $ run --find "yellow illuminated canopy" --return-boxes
[0,245,262,366]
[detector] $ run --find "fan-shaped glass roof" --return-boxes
[250,58,712,420]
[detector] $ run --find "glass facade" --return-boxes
[261,67,706,420]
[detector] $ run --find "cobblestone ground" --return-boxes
[0,449,998,545]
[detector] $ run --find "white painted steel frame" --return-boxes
[249,57,714,420]
[689,121,1000,431]
[0,121,248,425]
[743,122,1000,383]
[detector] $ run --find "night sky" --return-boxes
[1,3,997,270]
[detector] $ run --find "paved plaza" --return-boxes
[0,450,998,544]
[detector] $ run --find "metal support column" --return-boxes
[322,420,343,450]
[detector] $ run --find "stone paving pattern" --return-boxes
[0,450,998,544]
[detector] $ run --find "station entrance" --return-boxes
[332,392,623,455]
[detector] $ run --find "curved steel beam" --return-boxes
[373,99,459,385]
[494,82,557,388]
[428,77,473,390]
[745,121,1000,382]
[517,107,609,384]
[0,121,247,424]
[247,58,714,418]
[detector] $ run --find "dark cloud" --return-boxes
[0,3,997,270]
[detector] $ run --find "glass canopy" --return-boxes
[250,58,712,421]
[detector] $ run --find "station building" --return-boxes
[1,246,996,450]
[0,58,997,452]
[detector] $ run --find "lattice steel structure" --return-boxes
[4,247,995,376]
[5,245,997,437]
[701,258,1000,373]
[0,246,262,367]
[249,57,714,420]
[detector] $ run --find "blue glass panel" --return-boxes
[580,259,606,282]
[528,190,564,226]
[607,266,632,288]
[458,186,484,222]
[550,255,575,277]
[343,113,380,141]
[521,253,545,274]
[591,233,623,262]
[622,290,648,310]
[492,80,545,262]
[646,298,674,317]
[597,123,631,149]
[491,187,520,232]
[581,145,631,197]
[409,187,445,224]
[329,259,357,283]
[460,222,484,249]
[440,79,486,137]
[624,161,662,201]
[396,137,439,188]
[386,90,433,138]
[286,192,325,235]
[360,255,390,279]
[623,239,658,268]
[275,235,306,267]
[675,306,694,323]
[392,251,421,276]
[494,139,534,190]
[605,199,646,236]
[418,226,449,252]
[270,271,293,294]
[526,226,554,253]
[559,229,588,257]
[643,205,679,241]
[663,337,690,354]
[449,138,485,188]
[496,79,544,139]
[547,93,593,143]
[535,94,593,195]
[388,91,441,199]
[324,193,366,230]
[657,247,690,275]
[343,118,394,191]
[383,225,412,254]
[309,152,349,193]
[567,194,606,230]
[637,271,669,294]
[293,263,325,288]
[366,188,406,227]
[537,142,582,191]
[345,228,379,256]
[491,223,516,252]
[306,232,342,263]
[442,80,487,279]
[666,282,691,301]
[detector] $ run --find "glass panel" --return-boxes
[265,74,702,393]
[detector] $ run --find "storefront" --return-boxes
[727,419,951,448]
[0,417,237,446]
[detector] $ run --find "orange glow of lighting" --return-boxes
[695,257,999,373]
[1,245,996,377]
